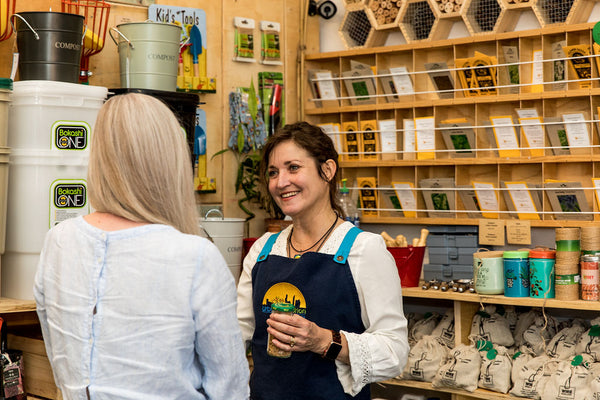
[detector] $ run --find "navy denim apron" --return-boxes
[250,226,370,400]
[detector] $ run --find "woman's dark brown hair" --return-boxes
[259,121,343,217]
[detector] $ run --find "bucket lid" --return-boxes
[503,250,530,258]
[13,80,108,99]
[529,249,556,259]
[473,250,504,258]
[0,78,12,90]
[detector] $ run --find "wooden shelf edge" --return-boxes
[339,154,600,168]
[380,379,509,400]
[305,22,594,60]
[401,287,600,311]
[0,298,36,313]
[360,216,600,228]
[304,88,600,115]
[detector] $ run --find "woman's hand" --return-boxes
[266,312,329,355]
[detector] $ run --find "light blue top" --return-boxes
[34,216,249,400]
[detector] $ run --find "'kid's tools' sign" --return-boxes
[148,5,205,28]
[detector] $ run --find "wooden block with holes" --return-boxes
[339,7,389,49]
[366,0,404,30]
[7,333,62,400]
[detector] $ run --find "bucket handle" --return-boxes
[205,208,224,220]
[109,27,134,49]
[10,15,87,45]
[81,25,88,46]
[10,14,39,40]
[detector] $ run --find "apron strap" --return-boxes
[257,232,281,262]
[333,226,362,264]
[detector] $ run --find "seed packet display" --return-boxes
[419,178,455,218]
[341,121,360,161]
[378,66,414,102]
[454,57,477,97]
[259,20,282,65]
[457,185,481,218]
[233,17,256,62]
[501,45,519,94]
[342,61,377,106]
[357,177,378,217]
[307,69,339,108]
[563,44,593,89]
[379,186,403,217]
[424,62,455,99]
[501,181,542,220]
[545,117,570,155]
[378,68,399,102]
[471,51,497,96]
[552,40,567,90]
[439,120,476,158]
[544,180,592,221]
[360,120,379,160]
[317,123,342,154]
[378,119,397,160]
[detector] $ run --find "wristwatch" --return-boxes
[322,329,342,360]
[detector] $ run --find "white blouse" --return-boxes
[237,221,409,395]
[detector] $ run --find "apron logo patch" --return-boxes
[262,282,307,317]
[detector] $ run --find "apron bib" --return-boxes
[250,226,369,400]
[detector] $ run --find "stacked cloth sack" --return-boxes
[398,305,600,399]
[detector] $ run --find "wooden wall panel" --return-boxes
[0,0,303,238]
[221,0,301,238]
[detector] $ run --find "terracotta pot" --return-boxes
[264,218,292,233]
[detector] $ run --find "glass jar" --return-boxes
[267,303,295,358]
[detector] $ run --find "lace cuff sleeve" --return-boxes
[335,331,372,396]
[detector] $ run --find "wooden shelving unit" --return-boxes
[380,379,510,400]
[401,286,600,311]
[0,297,36,314]
[303,22,600,226]
[304,19,600,399]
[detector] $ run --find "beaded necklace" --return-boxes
[287,213,339,259]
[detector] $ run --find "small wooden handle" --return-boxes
[418,228,429,247]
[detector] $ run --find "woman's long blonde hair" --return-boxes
[88,93,199,235]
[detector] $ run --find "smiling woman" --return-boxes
[237,121,409,400]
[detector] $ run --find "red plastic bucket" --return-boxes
[242,237,258,261]
[387,246,426,287]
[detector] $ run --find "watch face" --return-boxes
[325,342,342,360]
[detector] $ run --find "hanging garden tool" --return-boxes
[61,0,111,84]
[189,24,202,76]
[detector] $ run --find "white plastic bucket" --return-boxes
[8,80,107,150]
[2,149,90,300]
[199,210,245,284]
[0,147,9,254]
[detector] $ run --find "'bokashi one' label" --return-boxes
[52,121,91,150]
[50,180,90,227]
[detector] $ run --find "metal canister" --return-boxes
[580,254,600,301]
[529,249,556,299]
[503,250,530,297]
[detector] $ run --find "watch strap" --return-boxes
[322,329,342,360]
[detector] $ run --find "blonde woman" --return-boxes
[34,93,249,400]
